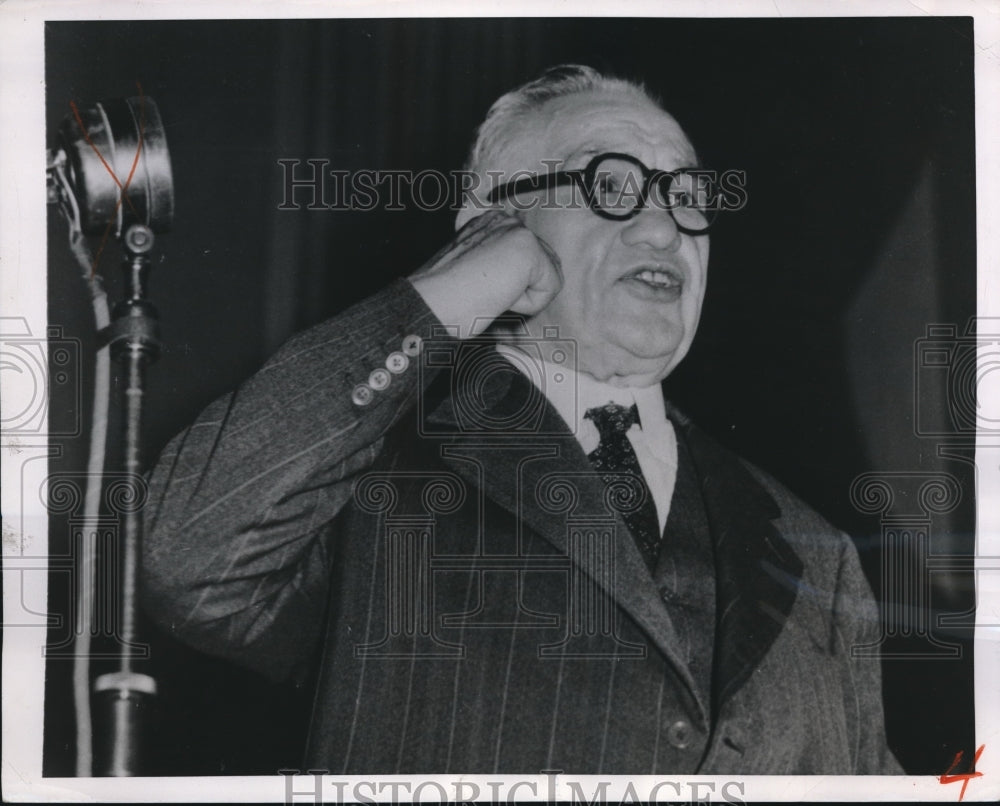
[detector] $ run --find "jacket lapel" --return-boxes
[666,404,805,715]
[422,349,804,719]
[424,352,705,720]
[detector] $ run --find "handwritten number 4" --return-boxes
[939,743,985,802]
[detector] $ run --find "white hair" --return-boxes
[464,64,662,191]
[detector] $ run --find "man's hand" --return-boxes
[409,209,563,337]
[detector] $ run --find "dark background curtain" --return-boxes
[44,17,976,776]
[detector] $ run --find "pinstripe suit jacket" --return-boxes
[142,278,902,774]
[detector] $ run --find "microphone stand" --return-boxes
[93,223,160,776]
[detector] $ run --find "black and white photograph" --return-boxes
[2,1,999,802]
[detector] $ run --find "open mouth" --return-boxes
[619,266,684,298]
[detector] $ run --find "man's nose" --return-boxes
[619,204,683,252]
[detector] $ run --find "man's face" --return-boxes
[500,90,709,387]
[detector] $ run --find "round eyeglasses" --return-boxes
[486,152,717,234]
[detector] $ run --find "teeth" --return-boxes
[634,269,677,287]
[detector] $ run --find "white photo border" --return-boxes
[3,0,998,802]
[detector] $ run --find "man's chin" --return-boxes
[577,342,683,387]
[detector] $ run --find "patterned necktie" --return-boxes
[584,403,663,572]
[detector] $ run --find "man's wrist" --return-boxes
[408,273,511,339]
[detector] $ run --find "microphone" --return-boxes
[48,95,174,237]
[47,92,174,777]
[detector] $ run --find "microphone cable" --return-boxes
[49,148,109,776]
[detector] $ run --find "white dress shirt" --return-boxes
[495,343,679,532]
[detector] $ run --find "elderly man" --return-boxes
[142,65,902,774]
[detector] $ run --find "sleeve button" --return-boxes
[368,368,391,391]
[402,335,422,357]
[386,351,409,374]
[351,384,374,406]
[666,719,692,749]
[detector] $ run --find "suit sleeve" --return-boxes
[831,536,906,774]
[141,278,444,680]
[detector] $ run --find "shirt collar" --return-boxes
[494,343,670,444]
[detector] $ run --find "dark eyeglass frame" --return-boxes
[486,151,715,234]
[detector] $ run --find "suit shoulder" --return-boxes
[737,455,856,566]
[667,404,857,570]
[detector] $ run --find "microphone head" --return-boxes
[57,95,174,236]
